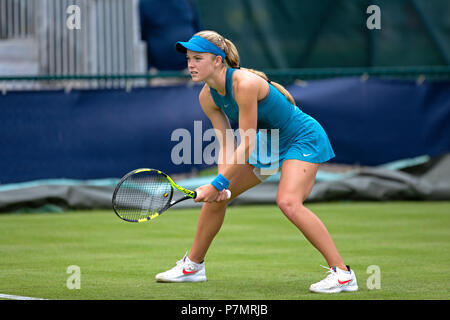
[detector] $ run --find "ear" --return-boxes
[215,55,224,66]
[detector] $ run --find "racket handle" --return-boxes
[193,189,231,200]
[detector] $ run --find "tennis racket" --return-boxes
[112,168,231,223]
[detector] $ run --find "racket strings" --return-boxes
[114,171,172,221]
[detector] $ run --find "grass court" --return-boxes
[0,201,449,300]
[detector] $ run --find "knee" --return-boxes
[276,195,303,216]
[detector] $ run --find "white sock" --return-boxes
[185,256,203,267]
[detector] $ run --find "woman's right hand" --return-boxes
[215,189,231,202]
[194,184,220,203]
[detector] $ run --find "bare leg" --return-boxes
[189,164,262,263]
[276,160,347,271]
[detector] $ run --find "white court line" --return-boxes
[0,293,48,300]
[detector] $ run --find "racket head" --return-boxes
[112,168,174,223]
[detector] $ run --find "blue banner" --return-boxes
[0,86,208,184]
[0,78,449,184]
[289,78,450,165]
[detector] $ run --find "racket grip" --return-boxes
[193,189,230,200]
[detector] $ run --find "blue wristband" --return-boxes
[211,174,230,191]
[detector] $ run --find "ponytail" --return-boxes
[194,30,297,106]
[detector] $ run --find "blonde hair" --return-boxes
[195,30,296,106]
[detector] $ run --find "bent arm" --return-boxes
[219,79,258,182]
[199,77,259,188]
[199,85,236,176]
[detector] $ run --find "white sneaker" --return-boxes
[309,265,358,293]
[155,253,207,283]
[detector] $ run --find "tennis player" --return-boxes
[155,30,358,293]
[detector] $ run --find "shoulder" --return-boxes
[232,69,265,102]
[232,69,259,90]
[199,84,220,113]
[199,84,214,105]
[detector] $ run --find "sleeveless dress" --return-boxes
[209,68,335,171]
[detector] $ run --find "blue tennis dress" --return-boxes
[209,68,335,170]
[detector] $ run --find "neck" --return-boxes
[205,66,227,95]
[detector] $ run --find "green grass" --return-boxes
[0,201,449,300]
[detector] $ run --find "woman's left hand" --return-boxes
[194,184,220,203]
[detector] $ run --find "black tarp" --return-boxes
[1,154,448,213]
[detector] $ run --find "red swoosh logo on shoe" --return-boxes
[182,268,198,275]
[338,279,352,285]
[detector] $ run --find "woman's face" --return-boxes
[186,50,220,82]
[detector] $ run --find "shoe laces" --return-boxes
[175,250,189,266]
[317,265,338,285]
[175,251,197,271]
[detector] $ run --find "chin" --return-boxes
[191,76,204,82]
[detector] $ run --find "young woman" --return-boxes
[155,30,358,294]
